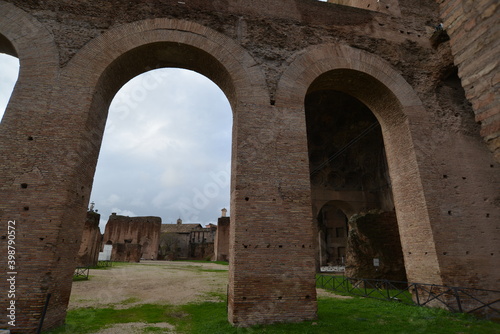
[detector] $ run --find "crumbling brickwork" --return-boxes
[346,211,407,282]
[436,0,500,161]
[76,211,102,267]
[215,216,231,262]
[102,214,161,261]
[0,0,498,332]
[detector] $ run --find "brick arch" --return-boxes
[275,43,444,285]
[63,18,268,109]
[0,1,58,123]
[0,1,57,61]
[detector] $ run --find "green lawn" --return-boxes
[45,295,500,334]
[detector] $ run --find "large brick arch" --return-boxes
[0,2,62,332]
[275,43,443,285]
[0,1,58,123]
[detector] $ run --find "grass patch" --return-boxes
[198,268,228,273]
[43,304,178,334]
[176,260,229,266]
[44,296,500,334]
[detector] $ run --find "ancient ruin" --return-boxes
[0,0,499,332]
[75,211,102,267]
[102,213,162,261]
[214,209,231,262]
[158,218,216,260]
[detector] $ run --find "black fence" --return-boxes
[316,275,500,318]
[73,266,90,280]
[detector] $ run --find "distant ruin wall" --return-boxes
[437,0,500,161]
[102,214,161,260]
[111,243,142,263]
[76,211,102,267]
[214,217,230,262]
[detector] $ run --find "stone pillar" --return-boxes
[228,103,317,325]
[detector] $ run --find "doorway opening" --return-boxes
[306,88,406,282]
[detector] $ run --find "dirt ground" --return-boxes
[69,261,229,310]
[68,260,348,333]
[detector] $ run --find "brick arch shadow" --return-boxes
[275,43,443,285]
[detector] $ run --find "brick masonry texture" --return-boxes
[436,0,500,161]
[102,214,161,261]
[0,0,498,332]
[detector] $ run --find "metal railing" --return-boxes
[316,275,500,318]
[73,266,90,280]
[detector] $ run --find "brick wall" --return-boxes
[76,211,102,267]
[102,214,161,260]
[0,0,498,331]
[214,217,230,262]
[436,0,500,161]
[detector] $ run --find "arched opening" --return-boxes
[88,67,231,264]
[0,36,20,122]
[306,74,406,281]
[316,201,349,267]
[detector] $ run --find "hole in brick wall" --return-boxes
[306,295,310,299]
[486,213,490,218]
[23,206,29,211]
[490,165,494,168]
[20,183,28,189]
[491,253,494,256]
[40,237,44,241]
[443,175,448,178]
[462,177,466,180]
[243,244,248,248]
[465,251,469,255]
[270,99,275,106]
[245,197,249,201]
[278,245,283,248]
[267,244,270,248]
[408,252,412,255]
[448,210,452,215]
[242,297,246,300]
[277,296,282,300]
[443,252,447,255]
[28,136,34,141]
[424,252,428,255]
[302,245,305,248]
[1,236,5,240]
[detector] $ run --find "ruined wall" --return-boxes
[102,214,161,260]
[76,211,102,267]
[346,211,407,282]
[0,0,498,331]
[436,0,500,161]
[111,243,142,262]
[215,216,230,262]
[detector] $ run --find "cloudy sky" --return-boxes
[0,54,232,232]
